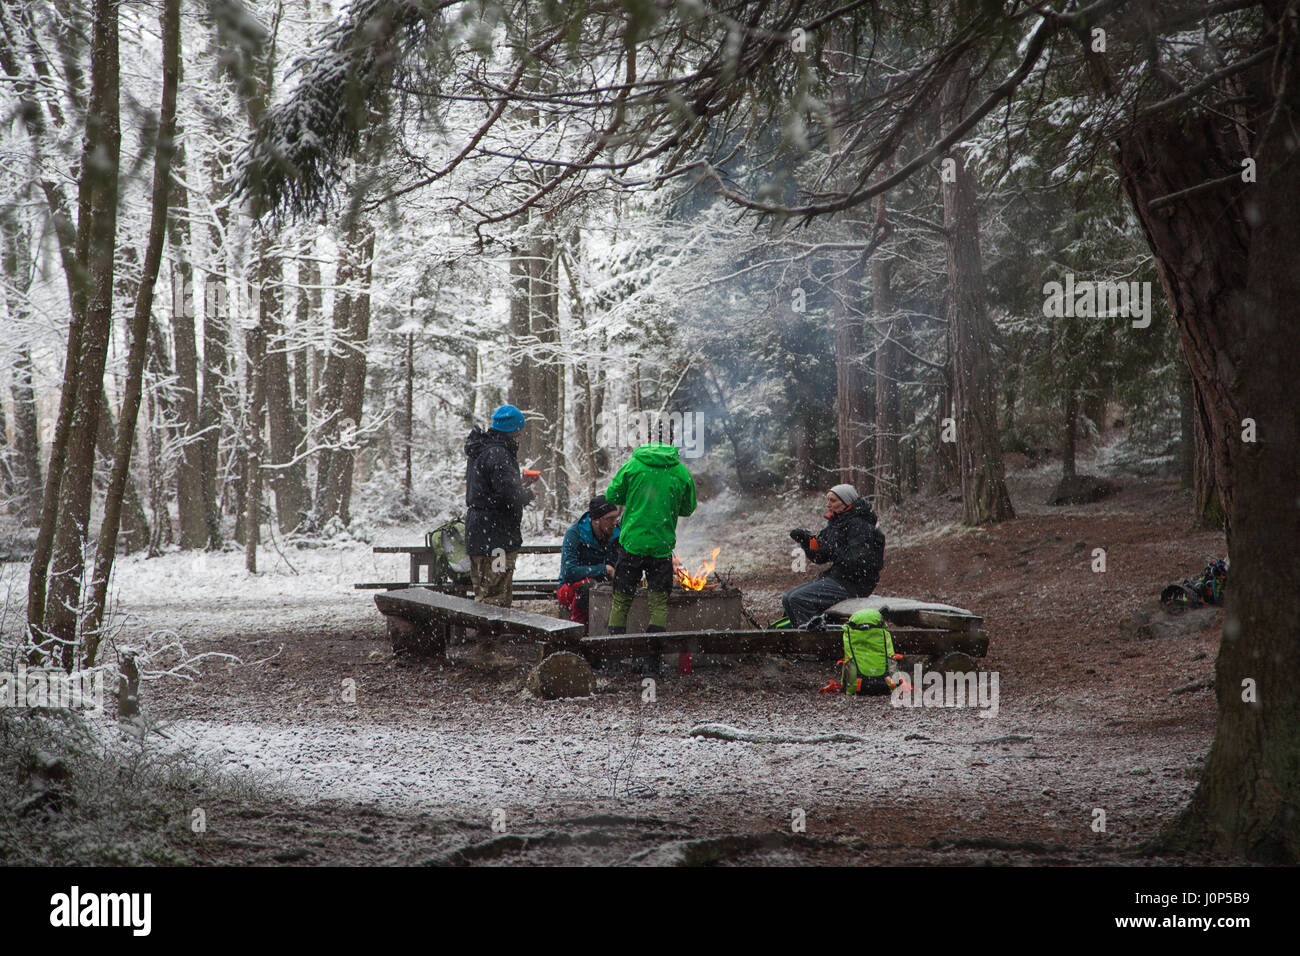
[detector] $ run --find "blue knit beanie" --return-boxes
[491,404,526,433]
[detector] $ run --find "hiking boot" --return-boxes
[641,625,664,677]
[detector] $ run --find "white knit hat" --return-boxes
[829,483,860,506]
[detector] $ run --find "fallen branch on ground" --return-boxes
[687,723,865,745]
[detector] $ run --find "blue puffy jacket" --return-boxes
[559,512,620,584]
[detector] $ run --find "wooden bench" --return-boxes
[374,588,582,660]
[551,595,987,674]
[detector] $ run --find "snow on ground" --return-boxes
[153,684,1200,837]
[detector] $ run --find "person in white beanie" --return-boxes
[778,484,885,627]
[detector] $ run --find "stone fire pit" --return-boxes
[586,583,743,635]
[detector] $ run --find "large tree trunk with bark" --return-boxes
[873,240,901,508]
[95,389,150,552]
[508,239,536,463]
[1,221,44,525]
[833,264,871,493]
[313,229,356,522]
[167,133,207,549]
[940,62,1014,525]
[83,0,179,661]
[1193,386,1224,530]
[529,233,563,513]
[318,228,373,525]
[259,237,307,533]
[9,345,44,526]
[40,0,120,666]
[199,144,232,549]
[1061,388,1078,480]
[1117,19,1300,859]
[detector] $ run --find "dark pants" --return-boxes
[782,576,852,626]
[612,548,674,595]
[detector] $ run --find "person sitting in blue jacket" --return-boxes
[557,496,621,625]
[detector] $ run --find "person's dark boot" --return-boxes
[642,625,665,677]
[607,626,626,635]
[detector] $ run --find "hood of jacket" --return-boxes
[465,425,517,460]
[828,496,878,524]
[631,442,681,468]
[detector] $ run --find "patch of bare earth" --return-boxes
[132,475,1229,865]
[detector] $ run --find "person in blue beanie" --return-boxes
[463,404,538,665]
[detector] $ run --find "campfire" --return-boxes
[673,548,721,591]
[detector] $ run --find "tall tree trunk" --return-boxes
[259,237,307,533]
[508,239,533,440]
[1061,388,1078,480]
[873,245,901,507]
[199,143,231,549]
[293,244,316,437]
[95,389,150,552]
[167,133,207,549]
[313,232,355,520]
[900,384,918,495]
[529,233,561,510]
[927,364,959,495]
[834,265,871,492]
[1,221,43,525]
[319,227,373,525]
[243,295,267,571]
[940,60,1014,524]
[302,244,322,428]
[561,238,598,493]
[1117,19,1300,859]
[402,331,413,505]
[40,0,120,666]
[26,155,92,645]
[83,0,179,662]
[9,345,44,526]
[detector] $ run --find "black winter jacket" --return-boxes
[804,498,885,596]
[464,426,534,555]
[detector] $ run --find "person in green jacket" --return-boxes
[604,442,698,664]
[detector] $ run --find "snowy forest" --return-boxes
[1,0,1297,878]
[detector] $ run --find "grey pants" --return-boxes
[781,576,852,626]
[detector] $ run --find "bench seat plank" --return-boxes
[826,595,983,631]
[374,588,582,639]
[552,627,988,661]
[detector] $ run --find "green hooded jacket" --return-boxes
[605,443,697,558]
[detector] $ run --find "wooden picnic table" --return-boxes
[372,542,561,585]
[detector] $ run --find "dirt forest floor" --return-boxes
[124,470,1229,866]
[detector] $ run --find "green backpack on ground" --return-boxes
[841,608,897,696]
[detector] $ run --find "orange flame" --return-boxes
[673,548,721,590]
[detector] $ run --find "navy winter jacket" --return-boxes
[464,426,533,555]
[559,512,620,584]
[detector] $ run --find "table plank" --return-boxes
[373,543,562,554]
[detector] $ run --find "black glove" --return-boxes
[790,529,812,548]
